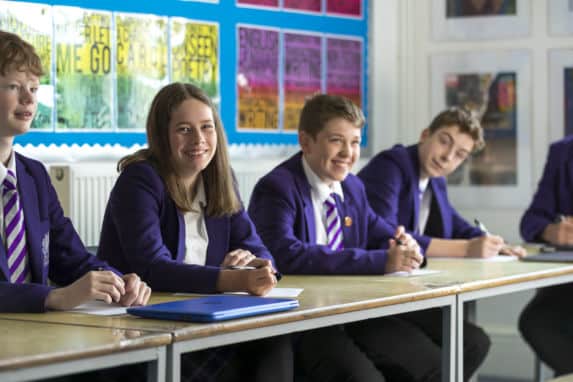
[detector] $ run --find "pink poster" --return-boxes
[326,37,362,108]
[284,0,321,12]
[283,33,322,130]
[327,0,362,17]
[237,0,279,8]
[237,26,279,130]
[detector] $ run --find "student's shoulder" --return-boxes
[118,160,164,189]
[15,152,49,178]
[550,136,573,157]
[256,154,300,189]
[359,144,413,178]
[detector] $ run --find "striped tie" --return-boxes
[324,193,343,251]
[3,170,30,283]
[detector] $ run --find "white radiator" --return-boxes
[47,159,283,247]
[49,162,119,247]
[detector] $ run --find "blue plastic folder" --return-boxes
[127,295,299,322]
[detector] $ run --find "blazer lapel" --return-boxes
[16,158,45,283]
[292,156,317,244]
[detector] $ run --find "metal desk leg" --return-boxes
[167,343,182,382]
[147,346,166,382]
[442,302,456,382]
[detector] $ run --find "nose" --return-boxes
[19,87,35,105]
[339,141,351,157]
[189,128,206,145]
[441,147,455,162]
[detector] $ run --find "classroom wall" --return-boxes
[369,0,573,379]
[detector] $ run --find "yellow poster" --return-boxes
[171,18,219,105]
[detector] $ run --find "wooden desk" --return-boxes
[0,276,459,382]
[425,258,573,381]
[549,374,573,382]
[0,319,170,382]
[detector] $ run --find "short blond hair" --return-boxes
[298,94,365,138]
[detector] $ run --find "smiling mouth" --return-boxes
[15,111,33,119]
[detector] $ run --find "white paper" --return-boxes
[465,255,518,262]
[69,300,127,316]
[385,269,441,277]
[175,287,304,298]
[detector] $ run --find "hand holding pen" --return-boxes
[385,226,424,273]
[472,219,526,258]
[541,214,573,246]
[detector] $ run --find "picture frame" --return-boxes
[548,49,573,141]
[432,0,530,40]
[430,50,532,208]
[548,0,573,35]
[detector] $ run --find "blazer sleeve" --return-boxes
[450,209,484,239]
[229,209,276,265]
[0,282,52,313]
[520,144,561,242]
[249,174,388,275]
[105,165,221,293]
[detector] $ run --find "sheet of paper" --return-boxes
[384,269,441,277]
[466,255,518,262]
[68,300,127,316]
[175,287,303,299]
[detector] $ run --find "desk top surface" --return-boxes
[0,319,170,370]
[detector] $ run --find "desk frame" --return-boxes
[0,346,166,382]
[456,273,573,381]
[167,295,457,382]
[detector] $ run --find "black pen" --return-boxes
[393,236,405,246]
[555,214,566,223]
[224,265,282,281]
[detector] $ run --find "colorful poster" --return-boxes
[284,0,321,12]
[237,26,279,130]
[445,72,517,185]
[0,1,53,130]
[54,7,113,130]
[326,37,362,108]
[446,0,517,18]
[327,0,362,17]
[237,0,279,7]
[283,33,322,131]
[565,68,573,136]
[116,13,168,130]
[171,18,219,107]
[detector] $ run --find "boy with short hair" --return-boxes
[249,94,453,381]
[358,106,525,259]
[0,30,150,312]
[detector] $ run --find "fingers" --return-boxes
[394,225,405,240]
[247,266,276,296]
[221,249,256,267]
[87,271,126,303]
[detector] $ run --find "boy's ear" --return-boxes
[419,128,431,142]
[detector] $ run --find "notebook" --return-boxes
[521,251,573,263]
[127,295,299,322]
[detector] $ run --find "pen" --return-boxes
[555,214,566,223]
[224,265,282,281]
[474,218,489,235]
[393,236,405,246]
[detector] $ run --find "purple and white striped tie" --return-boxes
[324,193,344,251]
[3,170,30,284]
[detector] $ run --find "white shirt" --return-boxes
[417,178,432,235]
[183,177,209,266]
[301,157,344,245]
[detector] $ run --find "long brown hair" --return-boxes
[118,83,240,216]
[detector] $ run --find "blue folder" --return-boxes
[127,295,299,322]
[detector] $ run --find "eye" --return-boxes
[29,86,39,94]
[176,126,192,134]
[202,123,214,130]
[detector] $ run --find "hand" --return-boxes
[394,225,422,255]
[220,249,257,267]
[499,245,527,258]
[384,237,424,274]
[216,265,277,296]
[542,219,573,246]
[466,235,504,258]
[118,274,151,307]
[45,270,126,311]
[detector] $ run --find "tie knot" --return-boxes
[324,193,337,208]
[3,170,16,192]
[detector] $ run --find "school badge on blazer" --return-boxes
[344,216,352,227]
[41,233,49,267]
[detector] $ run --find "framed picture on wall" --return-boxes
[432,0,530,40]
[548,0,573,35]
[549,49,573,141]
[430,50,531,208]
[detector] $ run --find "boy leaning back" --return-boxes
[0,30,150,312]
[248,94,467,382]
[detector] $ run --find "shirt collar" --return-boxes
[0,151,16,185]
[418,177,430,194]
[301,156,344,203]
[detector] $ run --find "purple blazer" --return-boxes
[520,136,573,242]
[248,152,398,275]
[0,153,113,313]
[98,161,274,293]
[358,144,483,252]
